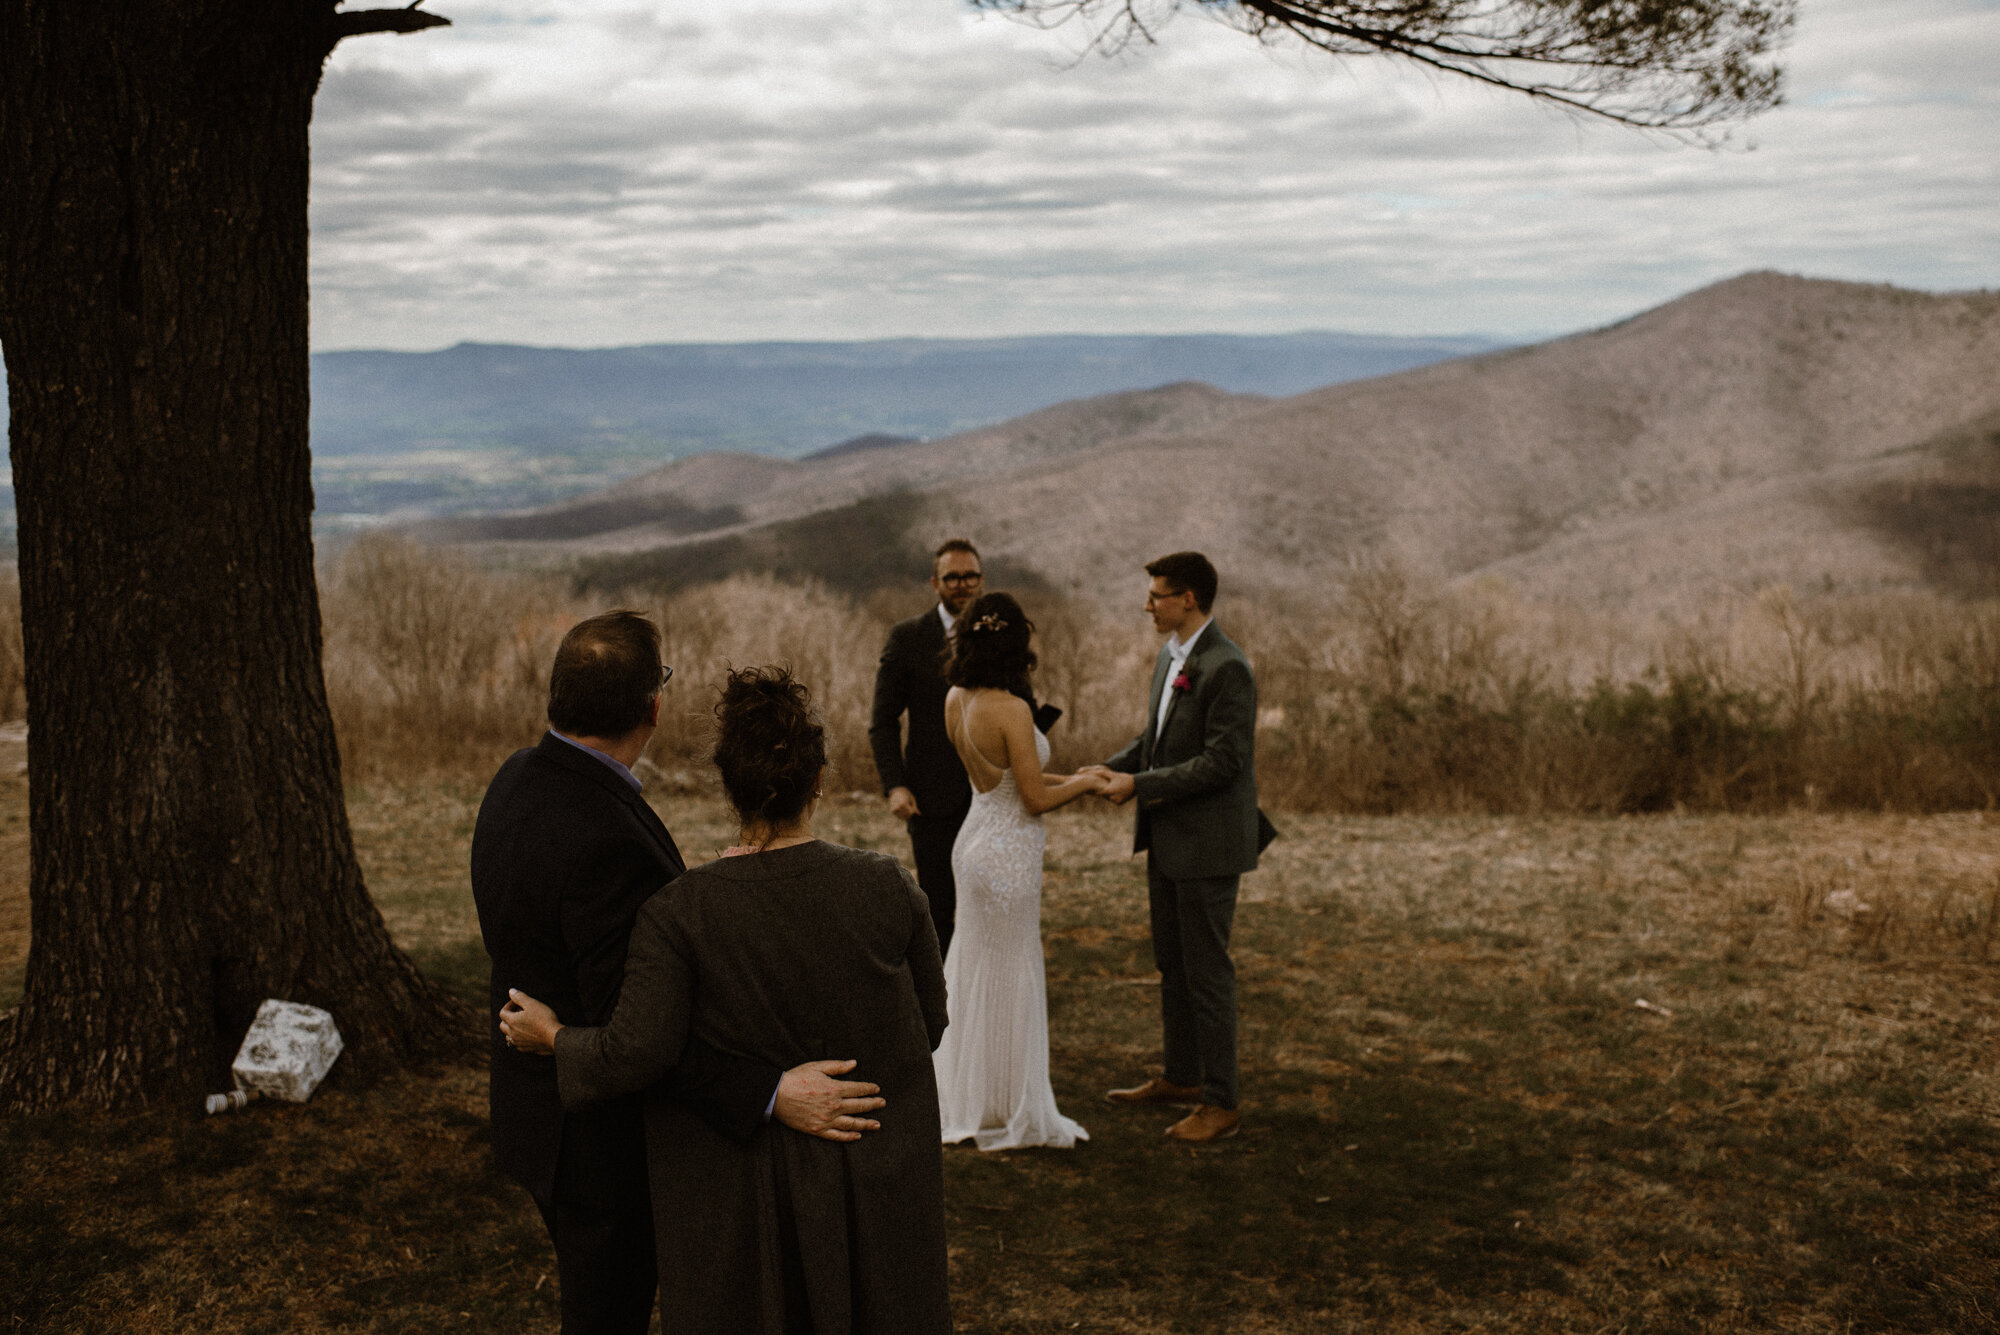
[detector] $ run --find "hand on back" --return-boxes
[776,1059,887,1142]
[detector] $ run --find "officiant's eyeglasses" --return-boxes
[1146,588,1192,606]
[660,664,674,687]
[939,572,983,588]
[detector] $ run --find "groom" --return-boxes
[1089,551,1275,1144]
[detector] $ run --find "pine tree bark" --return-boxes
[0,1,471,1111]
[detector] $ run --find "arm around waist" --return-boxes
[553,895,695,1111]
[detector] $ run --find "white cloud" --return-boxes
[308,0,2000,348]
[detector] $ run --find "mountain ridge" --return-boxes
[431,272,2000,621]
[309,330,1502,462]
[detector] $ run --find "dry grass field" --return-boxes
[4,775,1997,1333]
[305,536,2000,817]
[3,546,2000,1330]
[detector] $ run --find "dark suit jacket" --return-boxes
[870,605,1057,821]
[870,608,969,822]
[1106,622,1274,880]
[472,733,782,1205]
[554,841,950,1335]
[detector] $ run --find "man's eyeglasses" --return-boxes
[939,572,983,588]
[1145,588,1190,606]
[660,664,675,687]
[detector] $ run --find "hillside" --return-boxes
[436,273,2000,617]
[295,329,1498,523]
[426,381,1265,546]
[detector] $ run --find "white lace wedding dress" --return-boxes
[933,720,1088,1150]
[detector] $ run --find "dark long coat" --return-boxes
[554,840,952,1335]
[472,733,780,1207]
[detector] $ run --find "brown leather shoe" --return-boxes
[1106,1076,1202,1106]
[1165,1105,1241,1143]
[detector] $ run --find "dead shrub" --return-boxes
[286,544,2000,813]
[320,535,568,779]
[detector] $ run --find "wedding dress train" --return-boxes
[933,723,1088,1150]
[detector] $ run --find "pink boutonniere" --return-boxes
[1171,670,1194,694]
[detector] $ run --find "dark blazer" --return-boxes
[869,608,969,821]
[870,605,1057,819]
[555,842,951,1335]
[472,733,781,1205]
[1106,623,1275,880]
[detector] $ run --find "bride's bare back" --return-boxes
[945,687,1104,815]
[946,688,1025,793]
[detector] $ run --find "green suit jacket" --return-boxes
[1106,622,1275,880]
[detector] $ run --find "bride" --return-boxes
[933,592,1105,1150]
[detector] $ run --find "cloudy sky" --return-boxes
[310,0,2000,350]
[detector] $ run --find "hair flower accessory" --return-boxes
[969,613,1008,633]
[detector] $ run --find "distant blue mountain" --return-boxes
[1,331,1505,525]
[306,332,1504,462]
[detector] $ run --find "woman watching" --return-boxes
[502,665,950,1335]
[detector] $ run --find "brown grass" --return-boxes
[316,535,1161,797]
[316,537,2000,817]
[4,780,1998,1333]
[3,539,2000,1329]
[7,536,1995,815]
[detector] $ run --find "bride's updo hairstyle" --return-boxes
[944,592,1036,695]
[712,665,826,827]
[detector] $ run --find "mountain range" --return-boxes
[301,331,1500,519]
[427,272,2000,621]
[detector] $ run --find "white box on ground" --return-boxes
[230,999,344,1103]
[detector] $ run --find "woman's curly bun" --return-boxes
[944,592,1036,693]
[712,665,827,826]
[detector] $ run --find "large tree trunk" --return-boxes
[0,0,471,1111]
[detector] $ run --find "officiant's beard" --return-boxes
[932,554,983,616]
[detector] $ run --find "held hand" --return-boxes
[499,989,562,1056]
[887,787,920,820]
[1100,772,1137,805]
[775,1059,886,1142]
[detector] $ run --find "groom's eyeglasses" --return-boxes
[939,572,983,588]
[660,664,674,687]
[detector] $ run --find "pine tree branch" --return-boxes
[973,0,1793,130]
[326,7,452,44]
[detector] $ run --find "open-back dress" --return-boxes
[932,693,1088,1150]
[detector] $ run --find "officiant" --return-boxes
[869,538,1057,954]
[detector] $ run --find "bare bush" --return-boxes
[653,575,881,793]
[321,535,569,779]
[1241,563,2000,814]
[285,541,2000,814]
[315,551,1130,798]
